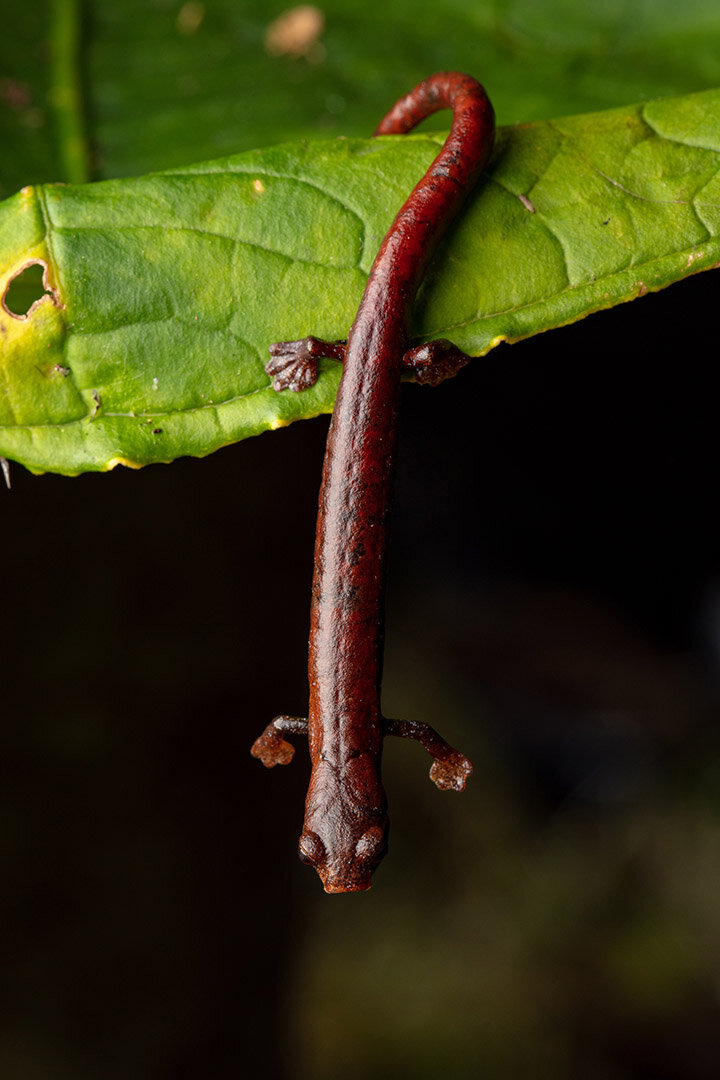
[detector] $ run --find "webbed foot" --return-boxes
[251,715,308,767]
[429,750,473,791]
[384,717,472,791]
[403,339,471,386]
[267,337,347,392]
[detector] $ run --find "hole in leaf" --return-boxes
[2,261,51,317]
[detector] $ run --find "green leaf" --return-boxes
[81,0,720,179]
[2,86,720,475]
[5,7,720,473]
[6,1,720,194]
[4,85,720,473]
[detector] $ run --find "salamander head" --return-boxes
[299,820,388,892]
[300,753,389,892]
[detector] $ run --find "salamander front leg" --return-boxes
[384,718,472,791]
[251,715,308,767]
[403,339,472,386]
[267,337,469,392]
[267,337,347,392]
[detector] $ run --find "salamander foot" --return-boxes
[267,337,347,392]
[403,339,471,386]
[428,750,473,791]
[384,717,472,791]
[251,715,308,767]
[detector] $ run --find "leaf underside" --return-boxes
[2,87,720,475]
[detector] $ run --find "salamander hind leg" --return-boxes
[384,718,472,791]
[251,715,308,767]
[403,339,472,387]
[267,337,347,392]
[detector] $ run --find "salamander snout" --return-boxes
[299,823,387,893]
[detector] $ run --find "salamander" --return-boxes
[252,73,495,892]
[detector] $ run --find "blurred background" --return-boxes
[3,2,720,1077]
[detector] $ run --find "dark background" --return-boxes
[3,265,720,1079]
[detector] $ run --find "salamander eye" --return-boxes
[298,831,326,867]
[354,826,386,863]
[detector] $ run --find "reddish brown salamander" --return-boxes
[252,73,495,892]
